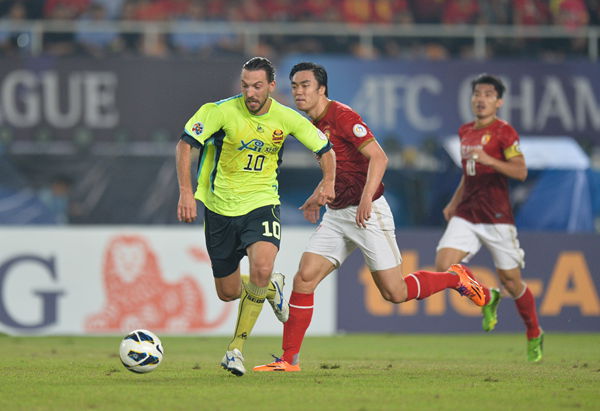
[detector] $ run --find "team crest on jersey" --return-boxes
[272,129,284,144]
[352,123,368,138]
[192,122,203,136]
[481,133,491,145]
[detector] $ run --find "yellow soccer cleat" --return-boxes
[448,264,486,307]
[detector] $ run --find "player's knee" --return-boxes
[248,263,274,285]
[381,290,404,304]
[293,270,319,293]
[216,290,238,302]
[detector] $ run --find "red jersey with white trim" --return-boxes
[455,118,523,224]
[314,100,384,209]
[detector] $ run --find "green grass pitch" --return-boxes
[0,333,598,410]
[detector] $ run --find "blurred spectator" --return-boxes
[588,0,600,25]
[91,0,125,19]
[442,0,480,24]
[479,0,512,24]
[0,1,31,56]
[410,0,445,23]
[44,2,84,55]
[38,175,73,225]
[75,3,120,56]
[550,0,589,29]
[170,0,239,56]
[295,0,340,22]
[44,0,91,18]
[512,0,552,25]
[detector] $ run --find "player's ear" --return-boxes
[496,98,504,109]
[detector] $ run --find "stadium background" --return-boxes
[0,0,599,337]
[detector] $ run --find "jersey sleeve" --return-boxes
[182,103,225,146]
[338,110,375,150]
[291,111,331,154]
[500,125,523,160]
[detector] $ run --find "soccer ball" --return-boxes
[119,329,164,373]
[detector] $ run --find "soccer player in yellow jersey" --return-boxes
[175,57,336,376]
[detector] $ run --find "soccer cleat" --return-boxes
[448,264,486,307]
[220,348,246,376]
[268,272,289,323]
[482,288,501,332]
[253,355,301,372]
[527,331,544,363]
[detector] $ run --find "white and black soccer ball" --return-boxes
[119,329,164,373]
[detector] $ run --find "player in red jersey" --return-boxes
[435,74,543,362]
[254,62,487,372]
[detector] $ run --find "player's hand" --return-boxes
[300,203,321,224]
[470,148,493,166]
[316,180,335,206]
[442,204,456,221]
[355,197,372,228]
[177,191,197,223]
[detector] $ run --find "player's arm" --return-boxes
[300,145,336,224]
[469,147,527,181]
[176,103,224,223]
[443,176,464,221]
[176,138,198,223]
[355,139,387,228]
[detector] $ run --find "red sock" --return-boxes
[514,286,541,339]
[404,270,459,301]
[282,291,313,364]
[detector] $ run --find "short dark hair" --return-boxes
[471,74,505,99]
[243,57,275,83]
[289,62,329,97]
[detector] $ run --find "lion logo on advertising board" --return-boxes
[85,235,231,333]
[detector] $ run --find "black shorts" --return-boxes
[204,204,281,278]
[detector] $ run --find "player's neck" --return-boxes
[308,98,331,121]
[474,115,497,129]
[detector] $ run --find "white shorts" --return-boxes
[436,216,525,270]
[304,196,402,271]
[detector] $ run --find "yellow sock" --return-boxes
[227,279,268,352]
[241,274,276,301]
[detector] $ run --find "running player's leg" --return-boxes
[357,201,486,305]
[254,208,351,372]
[498,266,543,360]
[253,252,334,372]
[485,224,542,361]
[436,217,493,305]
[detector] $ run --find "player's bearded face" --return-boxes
[471,83,503,120]
[241,69,275,115]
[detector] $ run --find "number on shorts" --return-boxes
[261,220,281,239]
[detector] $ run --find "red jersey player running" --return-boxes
[435,74,543,362]
[254,62,486,372]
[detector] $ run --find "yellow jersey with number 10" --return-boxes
[183,94,330,216]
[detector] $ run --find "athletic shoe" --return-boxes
[482,288,501,332]
[253,355,301,372]
[527,331,544,363]
[220,348,246,376]
[268,272,289,323]
[448,264,486,306]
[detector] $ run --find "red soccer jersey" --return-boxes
[455,118,523,224]
[314,100,384,209]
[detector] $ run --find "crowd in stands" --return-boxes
[0,0,598,58]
